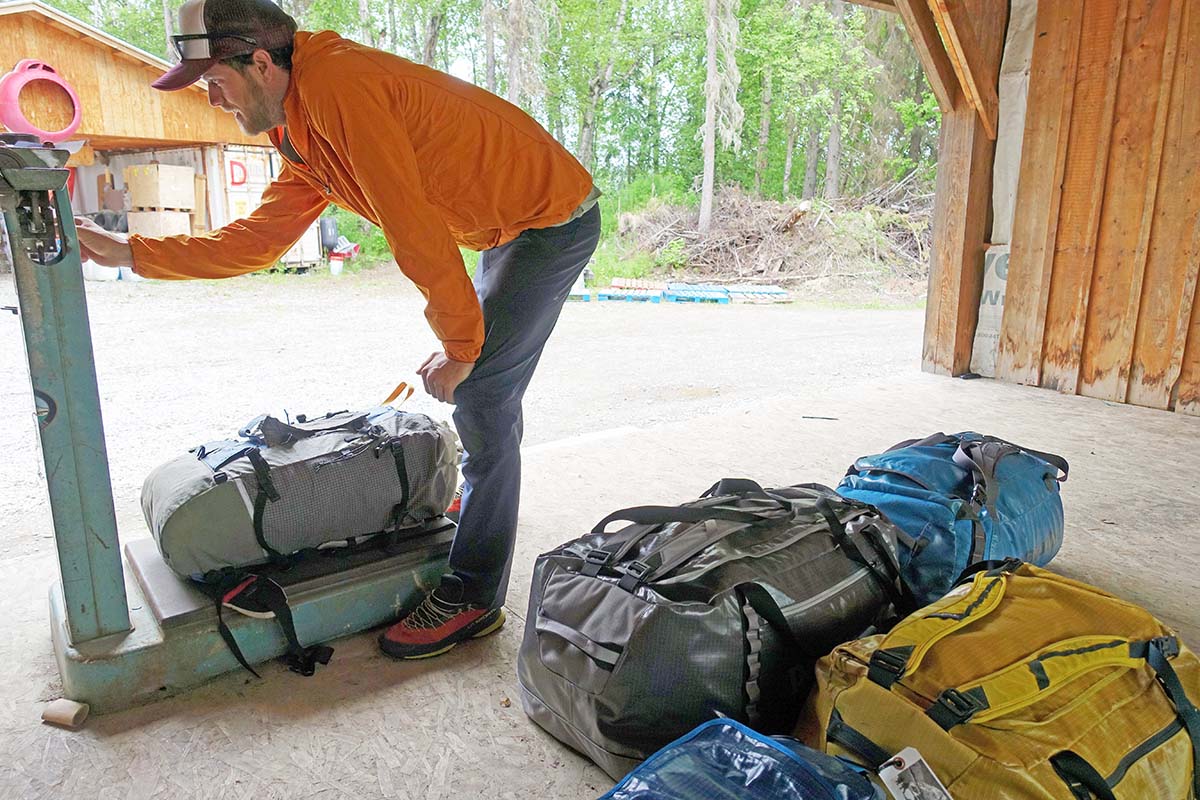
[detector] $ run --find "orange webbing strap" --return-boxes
[384,381,414,405]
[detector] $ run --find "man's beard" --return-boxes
[236,78,277,136]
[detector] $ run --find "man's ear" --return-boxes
[251,48,274,77]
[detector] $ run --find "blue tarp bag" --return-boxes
[600,718,884,800]
[837,432,1068,605]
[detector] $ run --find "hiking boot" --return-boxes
[221,574,278,619]
[379,574,505,660]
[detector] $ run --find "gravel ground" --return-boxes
[0,263,923,561]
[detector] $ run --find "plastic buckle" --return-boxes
[1153,636,1180,659]
[867,648,909,689]
[285,645,333,677]
[617,560,651,592]
[580,548,611,577]
[927,687,987,730]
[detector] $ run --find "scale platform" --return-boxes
[50,521,454,714]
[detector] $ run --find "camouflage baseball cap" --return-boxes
[153,0,297,91]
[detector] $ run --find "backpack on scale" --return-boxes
[140,405,459,675]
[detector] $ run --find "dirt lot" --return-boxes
[0,264,922,557]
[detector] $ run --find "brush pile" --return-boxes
[617,174,933,292]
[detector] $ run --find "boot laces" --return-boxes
[404,592,465,630]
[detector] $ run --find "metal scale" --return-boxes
[1,133,452,713]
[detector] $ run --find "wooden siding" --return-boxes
[997,0,1200,416]
[0,6,265,148]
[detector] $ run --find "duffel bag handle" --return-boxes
[975,434,1069,481]
[885,432,958,452]
[700,478,792,512]
[240,411,369,448]
[591,504,767,534]
[866,565,1012,689]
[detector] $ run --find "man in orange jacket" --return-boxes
[77,0,600,660]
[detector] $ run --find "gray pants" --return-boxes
[449,204,601,606]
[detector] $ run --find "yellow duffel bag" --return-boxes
[801,560,1200,799]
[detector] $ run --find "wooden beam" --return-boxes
[922,103,995,375]
[846,0,897,12]
[996,0,1085,387]
[930,0,1000,140]
[895,0,959,113]
[917,0,1005,375]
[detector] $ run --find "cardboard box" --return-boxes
[127,210,192,238]
[124,164,195,210]
[281,222,323,265]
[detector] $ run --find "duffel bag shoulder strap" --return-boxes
[200,574,335,679]
[591,503,767,534]
[586,480,788,568]
[580,501,767,579]
[588,502,783,586]
[866,564,1014,689]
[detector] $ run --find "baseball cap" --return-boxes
[153,0,297,91]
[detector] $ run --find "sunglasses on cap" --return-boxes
[171,32,260,62]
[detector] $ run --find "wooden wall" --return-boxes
[0,8,265,150]
[997,0,1200,416]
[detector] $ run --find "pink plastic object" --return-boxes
[0,60,82,143]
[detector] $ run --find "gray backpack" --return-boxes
[517,480,910,780]
[142,406,459,579]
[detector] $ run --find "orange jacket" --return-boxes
[129,31,594,362]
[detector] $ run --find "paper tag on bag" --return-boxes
[879,747,953,800]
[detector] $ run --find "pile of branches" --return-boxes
[619,174,934,286]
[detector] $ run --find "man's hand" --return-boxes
[75,218,134,268]
[418,352,476,404]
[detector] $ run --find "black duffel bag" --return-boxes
[517,479,910,780]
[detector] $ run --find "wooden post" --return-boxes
[900,0,1005,376]
[922,104,994,375]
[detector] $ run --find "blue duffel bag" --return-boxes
[600,718,883,800]
[837,432,1068,605]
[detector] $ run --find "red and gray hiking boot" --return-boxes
[379,574,506,659]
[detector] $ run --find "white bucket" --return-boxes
[82,259,120,281]
[329,257,344,276]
